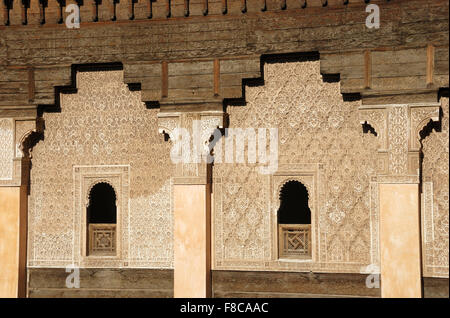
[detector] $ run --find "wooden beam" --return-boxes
[184,0,189,17]
[203,0,208,16]
[364,50,372,89]
[162,61,168,98]
[38,0,45,25]
[92,0,98,22]
[56,0,64,24]
[166,0,171,18]
[241,0,247,13]
[128,0,134,20]
[3,0,9,26]
[110,0,116,21]
[214,59,220,96]
[426,44,435,86]
[20,0,27,25]
[147,0,152,19]
[27,67,35,102]
[222,0,227,15]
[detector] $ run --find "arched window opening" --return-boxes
[87,183,117,256]
[277,180,312,259]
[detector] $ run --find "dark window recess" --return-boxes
[87,183,117,224]
[278,180,311,224]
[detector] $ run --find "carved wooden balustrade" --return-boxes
[88,223,116,256]
[278,224,311,259]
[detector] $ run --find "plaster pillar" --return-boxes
[359,103,441,298]
[158,101,224,298]
[0,187,21,297]
[173,181,211,298]
[0,114,37,298]
[0,169,28,298]
[379,183,422,298]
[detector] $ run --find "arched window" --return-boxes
[278,180,312,259]
[87,183,117,256]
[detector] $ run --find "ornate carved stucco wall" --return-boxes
[23,64,449,278]
[27,71,175,269]
[422,97,449,278]
[0,118,14,180]
[213,61,382,273]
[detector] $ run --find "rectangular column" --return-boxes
[173,182,211,298]
[0,186,24,298]
[379,183,422,298]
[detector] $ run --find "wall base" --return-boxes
[27,268,173,298]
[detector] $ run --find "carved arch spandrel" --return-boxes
[358,107,388,151]
[409,104,441,152]
[358,103,442,177]
[19,117,44,160]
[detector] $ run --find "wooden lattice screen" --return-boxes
[88,224,116,256]
[278,224,311,259]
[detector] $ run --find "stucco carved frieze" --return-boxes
[358,102,441,178]
[0,116,37,186]
[157,106,225,183]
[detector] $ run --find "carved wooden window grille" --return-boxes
[279,224,311,258]
[89,224,116,256]
[277,180,312,259]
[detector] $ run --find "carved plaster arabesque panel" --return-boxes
[421,97,449,278]
[0,118,36,187]
[213,61,379,273]
[0,118,14,181]
[28,70,175,268]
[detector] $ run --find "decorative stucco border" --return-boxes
[73,165,130,268]
[270,163,320,264]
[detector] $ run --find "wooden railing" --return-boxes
[88,224,116,256]
[278,224,311,259]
